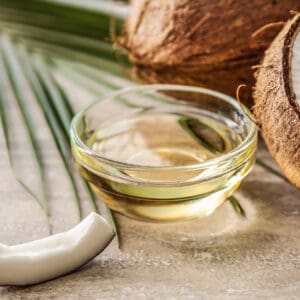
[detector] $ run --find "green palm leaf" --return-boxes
[0,35,52,231]
[0,0,126,244]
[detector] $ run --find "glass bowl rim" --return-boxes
[70,84,257,171]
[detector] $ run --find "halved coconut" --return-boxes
[254,14,300,187]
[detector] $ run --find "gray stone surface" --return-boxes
[0,82,299,299]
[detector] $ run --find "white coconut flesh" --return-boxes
[0,212,115,286]
[291,29,300,105]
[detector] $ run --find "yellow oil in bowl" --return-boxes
[71,85,257,222]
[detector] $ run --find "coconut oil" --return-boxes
[73,111,256,221]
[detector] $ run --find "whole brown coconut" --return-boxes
[120,0,300,106]
[254,14,300,188]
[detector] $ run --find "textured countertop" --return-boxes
[0,84,299,299]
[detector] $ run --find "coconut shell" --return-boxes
[120,0,300,106]
[253,14,300,188]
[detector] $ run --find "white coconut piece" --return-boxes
[0,212,115,286]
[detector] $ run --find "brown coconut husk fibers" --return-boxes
[253,13,300,187]
[119,0,300,107]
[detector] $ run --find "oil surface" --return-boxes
[86,113,242,167]
[76,112,254,221]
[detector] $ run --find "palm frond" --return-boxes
[0,35,52,231]
[256,158,288,182]
[34,55,99,213]
[16,43,83,219]
[229,196,246,217]
[0,0,129,242]
[0,0,127,40]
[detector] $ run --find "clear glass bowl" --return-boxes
[70,84,257,222]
